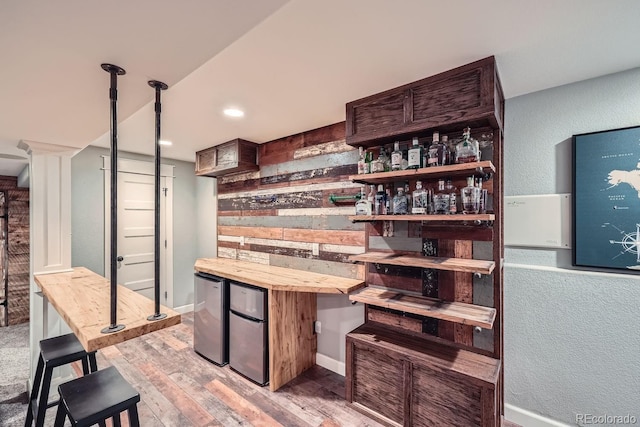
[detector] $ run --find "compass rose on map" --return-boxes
[605,223,640,269]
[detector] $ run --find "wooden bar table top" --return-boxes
[34,267,181,352]
[194,258,365,293]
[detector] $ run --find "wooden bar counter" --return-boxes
[195,258,365,391]
[34,267,181,352]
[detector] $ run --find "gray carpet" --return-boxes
[0,322,29,426]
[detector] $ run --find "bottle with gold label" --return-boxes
[455,127,480,163]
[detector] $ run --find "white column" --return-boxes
[19,139,78,384]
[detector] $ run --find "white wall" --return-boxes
[70,145,202,308]
[504,67,640,425]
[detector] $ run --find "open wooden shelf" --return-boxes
[350,287,496,329]
[349,251,495,275]
[349,161,495,185]
[348,213,495,222]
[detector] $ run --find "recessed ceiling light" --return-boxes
[159,140,172,146]
[223,108,244,118]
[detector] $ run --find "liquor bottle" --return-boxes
[455,127,480,163]
[357,147,367,174]
[412,181,427,214]
[355,186,372,215]
[367,184,376,207]
[445,179,458,214]
[391,141,403,171]
[385,184,393,215]
[476,177,488,214]
[374,184,386,215]
[461,177,481,214]
[365,150,373,173]
[392,187,408,215]
[427,131,446,167]
[432,179,450,215]
[442,135,452,165]
[404,182,412,214]
[370,148,385,173]
[407,137,423,169]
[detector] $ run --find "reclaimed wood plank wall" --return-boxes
[0,175,29,326]
[217,123,365,280]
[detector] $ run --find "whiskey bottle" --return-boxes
[412,181,427,214]
[455,127,480,163]
[391,141,403,171]
[445,179,458,214]
[370,148,385,173]
[427,131,446,167]
[407,137,423,169]
[461,177,481,214]
[374,184,386,215]
[355,186,372,215]
[357,147,367,174]
[432,179,450,215]
[392,187,408,215]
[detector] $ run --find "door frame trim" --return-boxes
[102,156,174,309]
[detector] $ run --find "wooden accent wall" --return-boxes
[216,123,365,280]
[0,175,29,326]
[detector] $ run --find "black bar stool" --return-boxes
[24,333,98,427]
[53,366,140,427]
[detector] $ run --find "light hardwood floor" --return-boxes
[68,313,384,427]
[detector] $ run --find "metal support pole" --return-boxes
[147,80,168,321]
[101,63,126,334]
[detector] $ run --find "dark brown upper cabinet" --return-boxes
[195,138,259,177]
[345,56,504,148]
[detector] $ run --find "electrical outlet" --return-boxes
[314,321,321,334]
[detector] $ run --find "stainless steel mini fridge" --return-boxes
[229,281,268,385]
[194,273,228,366]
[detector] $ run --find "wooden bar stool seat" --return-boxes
[53,366,140,427]
[25,333,98,427]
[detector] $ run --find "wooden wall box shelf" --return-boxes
[345,56,504,148]
[348,214,495,222]
[349,252,496,275]
[195,138,259,177]
[349,287,496,329]
[346,323,500,427]
[349,161,495,185]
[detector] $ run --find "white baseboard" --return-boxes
[505,403,571,427]
[173,304,194,314]
[316,353,345,376]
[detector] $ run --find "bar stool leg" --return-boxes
[128,404,140,427]
[24,354,45,427]
[35,367,53,427]
[81,357,89,375]
[52,403,67,427]
[112,414,122,427]
[88,351,98,372]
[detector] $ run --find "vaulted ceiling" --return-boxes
[2,0,640,168]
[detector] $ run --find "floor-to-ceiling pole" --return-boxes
[147,80,168,321]
[101,63,126,334]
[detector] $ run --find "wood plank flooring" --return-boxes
[68,312,384,427]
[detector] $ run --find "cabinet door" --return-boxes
[411,364,482,427]
[351,342,405,425]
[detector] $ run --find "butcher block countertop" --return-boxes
[34,267,181,352]
[195,258,364,294]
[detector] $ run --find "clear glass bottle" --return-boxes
[461,177,481,214]
[355,186,372,215]
[392,187,408,215]
[385,184,393,215]
[370,148,385,173]
[433,179,450,215]
[455,127,480,163]
[407,137,423,169]
[357,147,367,174]
[412,181,427,214]
[365,150,373,173]
[391,141,403,171]
[383,147,391,172]
[445,179,458,214]
[374,184,386,215]
[442,135,452,165]
[427,131,446,167]
[476,177,488,214]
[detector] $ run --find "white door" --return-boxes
[104,157,174,307]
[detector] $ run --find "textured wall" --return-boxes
[504,67,640,424]
[0,176,29,325]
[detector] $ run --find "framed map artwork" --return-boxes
[573,125,640,271]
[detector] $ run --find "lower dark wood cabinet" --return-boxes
[346,323,500,427]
